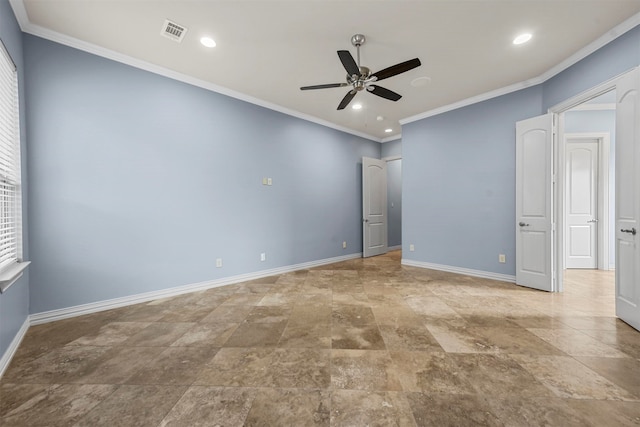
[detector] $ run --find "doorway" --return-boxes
[558,91,616,295]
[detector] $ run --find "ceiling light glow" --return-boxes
[352,103,362,110]
[411,76,431,87]
[513,33,532,45]
[200,36,216,48]
[385,128,393,133]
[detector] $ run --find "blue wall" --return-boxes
[402,87,543,275]
[24,35,380,313]
[402,24,640,277]
[543,26,640,110]
[564,109,616,268]
[0,0,30,365]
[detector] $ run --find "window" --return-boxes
[0,39,27,293]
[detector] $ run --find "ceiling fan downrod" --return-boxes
[351,34,366,68]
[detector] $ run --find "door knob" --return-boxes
[363,219,369,223]
[621,228,637,235]
[518,222,530,227]
[587,219,599,223]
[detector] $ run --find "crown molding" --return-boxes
[9,0,639,140]
[8,0,382,143]
[401,12,640,125]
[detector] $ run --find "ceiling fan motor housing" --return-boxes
[299,33,421,110]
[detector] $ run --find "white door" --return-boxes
[362,157,388,257]
[516,114,554,291]
[565,140,599,269]
[615,68,640,331]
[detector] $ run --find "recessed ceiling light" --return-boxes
[385,128,393,133]
[200,36,216,48]
[376,116,384,121]
[513,33,532,45]
[352,103,362,110]
[410,76,431,87]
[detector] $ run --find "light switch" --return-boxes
[267,178,272,186]
[262,177,268,185]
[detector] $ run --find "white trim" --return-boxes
[401,259,516,283]
[548,71,631,292]
[381,134,402,143]
[382,155,402,162]
[10,0,638,142]
[8,0,381,144]
[401,13,640,125]
[0,317,29,379]
[569,103,616,112]
[30,252,362,325]
[401,78,540,125]
[388,245,402,251]
[562,132,611,271]
[549,70,633,113]
[0,261,30,293]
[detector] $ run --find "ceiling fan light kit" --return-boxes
[300,34,422,110]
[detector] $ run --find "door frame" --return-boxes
[549,71,626,292]
[563,132,611,271]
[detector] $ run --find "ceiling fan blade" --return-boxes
[338,50,360,76]
[368,85,402,101]
[371,58,421,81]
[300,83,348,90]
[337,90,357,110]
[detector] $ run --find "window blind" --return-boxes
[0,40,22,271]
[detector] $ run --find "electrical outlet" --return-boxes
[267,178,272,186]
[342,241,347,249]
[499,254,506,263]
[409,244,415,252]
[216,258,223,268]
[260,253,266,262]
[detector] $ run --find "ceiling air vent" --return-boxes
[161,19,187,43]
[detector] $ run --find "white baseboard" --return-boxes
[30,252,362,325]
[0,317,30,379]
[401,259,516,283]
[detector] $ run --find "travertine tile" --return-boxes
[2,251,637,427]
[0,384,115,426]
[223,321,287,347]
[75,385,187,426]
[389,351,475,394]
[245,388,330,426]
[159,386,256,427]
[330,390,416,427]
[170,323,238,347]
[331,349,402,391]
[125,346,219,385]
[331,324,386,350]
[406,392,502,427]
[513,355,639,400]
[66,322,151,346]
[120,322,195,347]
[527,328,628,357]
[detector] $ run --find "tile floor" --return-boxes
[1,251,640,426]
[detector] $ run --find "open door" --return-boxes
[615,68,640,331]
[362,157,388,257]
[515,114,554,291]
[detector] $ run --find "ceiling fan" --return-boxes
[300,34,421,110]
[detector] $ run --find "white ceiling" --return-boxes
[10,0,640,141]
